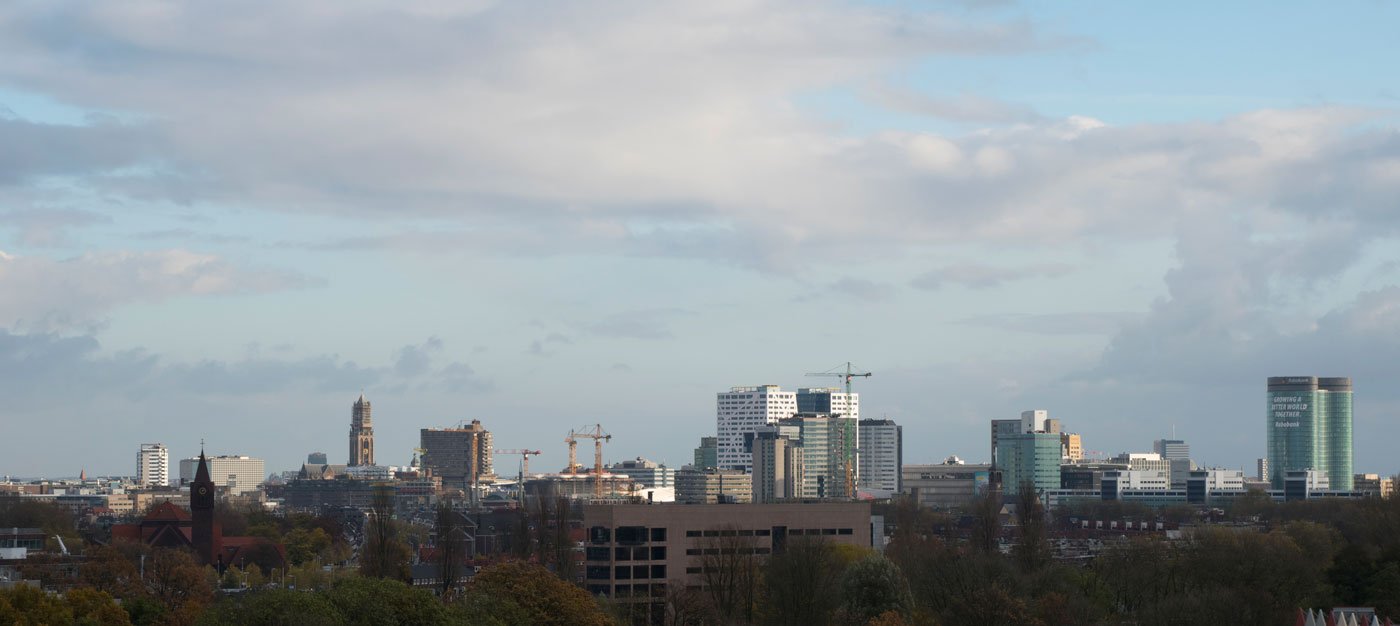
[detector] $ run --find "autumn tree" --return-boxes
[144,547,214,618]
[467,561,614,626]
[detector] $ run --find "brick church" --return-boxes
[112,450,285,572]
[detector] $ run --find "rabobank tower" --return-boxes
[1266,376,1353,490]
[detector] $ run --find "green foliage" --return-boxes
[839,553,914,624]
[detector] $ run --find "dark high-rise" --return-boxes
[1266,376,1353,490]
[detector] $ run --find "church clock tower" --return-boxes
[190,449,217,567]
[349,393,375,466]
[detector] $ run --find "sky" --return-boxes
[2,1,1398,479]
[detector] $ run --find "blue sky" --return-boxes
[1,1,1398,479]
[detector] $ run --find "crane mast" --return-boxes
[567,424,612,496]
[804,362,872,500]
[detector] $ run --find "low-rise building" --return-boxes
[582,502,873,606]
[607,458,676,490]
[902,460,992,508]
[1354,474,1394,499]
[675,467,751,504]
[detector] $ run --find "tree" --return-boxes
[0,585,133,626]
[81,546,144,599]
[760,537,843,626]
[323,577,456,626]
[143,548,214,616]
[969,493,1000,555]
[359,488,411,581]
[468,561,614,626]
[195,589,343,626]
[435,502,466,596]
[697,526,760,625]
[838,553,914,625]
[286,527,333,566]
[1012,481,1051,573]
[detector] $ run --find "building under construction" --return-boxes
[420,421,494,492]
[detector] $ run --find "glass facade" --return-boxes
[1266,377,1352,491]
[996,433,1061,492]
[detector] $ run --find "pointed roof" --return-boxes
[195,449,211,484]
[145,501,192,521]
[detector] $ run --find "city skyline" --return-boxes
[3,2,1400,479]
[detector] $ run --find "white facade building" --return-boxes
[858,419,902,494]
[178,455,266,495]
[137,443,169,487]
[716,386,797,472]
[1020,410,1049,433]
[607,458,676,490]
[1193,468,1245,491]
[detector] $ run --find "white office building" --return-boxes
[1020,410,1049,433]
[137,443,169,487]
[716,386,798,472]
[858,419,902,494]
[607,458,676,490]
[178,455,265,495]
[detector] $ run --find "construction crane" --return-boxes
[493,449,542,477]
[805,361,872,396]
[566,425,612,496]
[412,447,428,467]
[805,363,872,500]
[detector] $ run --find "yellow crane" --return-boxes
[566,425,612,496]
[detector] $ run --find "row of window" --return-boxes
[586,546,667,562]
[585,583,668,599]
[585,565,667,580]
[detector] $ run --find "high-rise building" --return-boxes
[137,443,169,487]
[1257,458,1269,482]
[778,413,859,499]
[797,388,859,420]
[716,386,797,472]
[990,419,1021,468]
[1153,439,1190,461]
[1267,376,1353,490]
[421,421,493,491]
[307,452,328,465]
[349,394,374,467]
[692,437,718,471]
[751,427,805,503]
[178,455,265,495]
[858,419,901,494]
[996,432,1061,493]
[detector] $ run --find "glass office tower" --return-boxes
[1266,376,1353,490]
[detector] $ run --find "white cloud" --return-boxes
[0,248,316,330]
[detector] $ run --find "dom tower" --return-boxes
[349,393,375,466]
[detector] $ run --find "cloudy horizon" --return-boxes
[2,1,1398,479]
